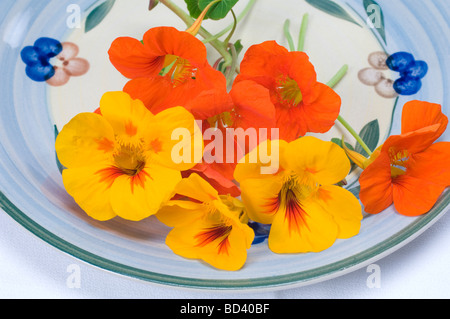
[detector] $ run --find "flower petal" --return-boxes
[407,142,450,186]
[165,215,253,271]
[300,82,341,134]
[230,80,276,131]
[156,200,206,227]
[239,176,284,225]
[283,136,351,186]
[99,91,153,144]
[108,36,162,78]
[317,185,362,239]
[359,152,394,214]
[123,77,173,114]
[55,112,115,168]
[234,139,288,182]
[142,27,207,68]
[392,174,447,216]
[401,100,448,139]
[62,164,117,221]
[268,196,338,254]
[171,173,219,203]
[143,106,203,171]
[109,164,181,221]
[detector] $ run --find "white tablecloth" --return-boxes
[1,206,449,299]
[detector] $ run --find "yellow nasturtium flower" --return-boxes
[234,137,363,254]
[156,173,255,271]
[55,91,203,221]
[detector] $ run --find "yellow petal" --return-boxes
[165,214,253,271]
[317,185,362,239]
[61,164,117,221]
[156,200,206,227]
[109,164,181,221]
[55,113,115,168]
[234,139,288,182]
[283,136,351,186]
[239,175,284,225]
[173,173,219,203]
[268,196,339,254]
[100,91,153,145]
[143,106,203,171]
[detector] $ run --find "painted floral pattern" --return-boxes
[21,37,89,86]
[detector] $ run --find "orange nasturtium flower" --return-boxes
[234,137,362,254]
[156,173,255,271]
[232,41,341,142]
[108,26,233,120]
[355,100,450,216]
[55,91,203,221]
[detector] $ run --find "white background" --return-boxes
[1,205,449,299]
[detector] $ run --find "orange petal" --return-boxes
[230,80,276,132]
[401,100,448,139]
[108,36,162,78]
[142,27,207,68]
[382,123,442,156]
[392,174,447,216]
[300,82,341,134]
[359,151,394,214]
[407,142,450,186]
[123,77,173,114]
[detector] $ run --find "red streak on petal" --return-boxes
[130,169,152,194]
[194,225,232,256]
[95,166,124,188]
[284,190,309,235]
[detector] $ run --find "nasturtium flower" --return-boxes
[55,91,203,221]
[232,41,341,142]
[234,137,362,254]
[156,173,255,271]
[108,26,233,120]
[358,100,450,216]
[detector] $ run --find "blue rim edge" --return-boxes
[1,189,448,290]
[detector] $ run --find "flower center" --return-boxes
[113,143,146,176]
[276,75,303,108]
[389,147,410,177]
[162,55,198,87]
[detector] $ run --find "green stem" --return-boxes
[326,64,348,88]
[223,9,237,47]
[158,0,233,66]
[337,115,372,156]
[203,0,256,43]
[283,19,296,51]
[327,65,372,156]
[297,13,309,51]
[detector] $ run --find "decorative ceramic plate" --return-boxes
[0,0,448,290]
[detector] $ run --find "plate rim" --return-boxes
[1,189,448,290]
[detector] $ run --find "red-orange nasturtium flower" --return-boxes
[234,137,362,254]
[55,91,203,221]
[232,41,341,142]
[357,100,450,216]
[156,173,254,271]
[108,26,233,120]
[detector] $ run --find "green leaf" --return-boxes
[184,0,203,18]
[198,0,239,20]
[85,0,116,33]
[305,0,361,27]
[355,119,380,157]
[363,0,387,45]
